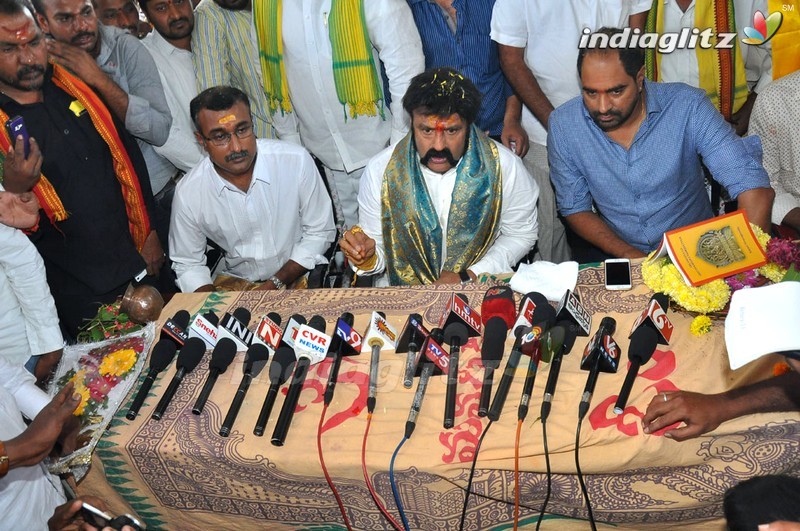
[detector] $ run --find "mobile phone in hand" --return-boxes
[5,115,30,158]
[81,502,146,531]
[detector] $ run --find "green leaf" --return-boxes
[782,263,800,282]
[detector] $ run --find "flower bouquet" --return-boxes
[48,323,155,480]
[643,223,800,335]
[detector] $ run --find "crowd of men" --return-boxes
[0,0,799,527]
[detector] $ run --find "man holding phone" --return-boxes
[0,0,164,340]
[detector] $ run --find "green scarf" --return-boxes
[381,125,502,286]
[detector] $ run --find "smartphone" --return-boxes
[5,115,30,158]
[604,258,632,290]
[80,502,146,531]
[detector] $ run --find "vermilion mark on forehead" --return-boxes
[434,120,446,133]
[0,19,36,41]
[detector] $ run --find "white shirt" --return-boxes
[748,71,800,225]
[270,0,425,172]
[170,139,336,292]
[142,31,204,173]
[0,357,65,530]
[658,0,772,95]
[490,0,651,146]
[0,217,63,366]
[355,139,539,286]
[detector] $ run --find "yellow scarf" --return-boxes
[769,0,800,79]
[253,0,385,119]
[645,0,749,119]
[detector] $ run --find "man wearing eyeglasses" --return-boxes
[169,86,336,292]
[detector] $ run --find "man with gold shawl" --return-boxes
[340,68,538,286]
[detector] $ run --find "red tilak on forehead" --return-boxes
[434,120,446,133]
[1,19,34,40]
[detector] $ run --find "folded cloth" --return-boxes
[509,261,579,302]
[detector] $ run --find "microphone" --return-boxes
[405,328,446,438]
[613,327,659,414]
[396,313,428,389]
[578,317,621,420]
[188,311,219,349]
[253,346,297,436]
[540,321,579,422]
[271,315,329,446]
[220,342,271,437]
[443,322,469,429]
[438,293,482,337]
[278,314,307,350]
[362,312,398,414]
[518,325,563,421]
[478,286,517,417]
[255,312,283,353]
[218,307,254,351]
[151,337,206,420]
[126,340,177,420]
[509,291,540,337]
[555,289,592,337]
[629,293,673,345]
[191,337,237,415]
[487,293,556,422]
[323,312,362,406]
[161,309,191,347]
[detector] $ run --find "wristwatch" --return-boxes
[268,275,286,290]
[459,270,471,283]
[0,440,9,478]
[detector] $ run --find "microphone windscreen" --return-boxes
[652,292,669,311]
[480,286,516,328]
[150,341,177,371]
[629,326,659,364]
[267,312,282,326]
[541,325,566,363]
[177,337,206,371]
[558,321,579,354]
[173,310,191,328]
[204,311,219,326]
[480,318,507,364]
[210,337,237,371]
[245,343,271,376]
[341,312,354,327]
[308,315,326,333]
[271,346,297,385]
[532,300,557,327]
[233,307,252,326]
[443,322,469,346]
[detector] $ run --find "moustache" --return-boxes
[17,64,45,80]
[225,151,249,163]
[420,148,457,167]
[169,17,190,28]
[70,31,96,45]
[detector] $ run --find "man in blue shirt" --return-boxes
[548,28,774,259]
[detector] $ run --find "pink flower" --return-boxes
[725,269,760,291]
[766,238,800,269]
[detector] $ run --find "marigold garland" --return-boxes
[98,348,137,377]
[690,315,713,336]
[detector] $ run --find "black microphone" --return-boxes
[271,315,328,446]
[126,340,177,420]
[478,286,517,417]
[555,289,592,337]
[324,312,361,406]
[160,309,191,347]
[613,327,659,415]
[278,314,307,350]
[540,321,579,422]
[218,307,253,350]
[405,328,446,438]
[191,337,237,415]
[220,343,271,437]
[487,293,555,422]
[443,322,469,429]
[151,337,206,420]
[578,317,621,420]
[518,325,563,422]
[396,313,427,389]
[438,293,482,337]
[188,311,219,349]
[362,312,397,414]
[628,292,674,345]
[253,346,297,436]
[254,312,283,352]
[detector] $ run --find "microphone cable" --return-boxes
[513,418,523,530]
[457,420,493,531]
[574,416,597,531]
[388,436,410,531]
[317,402,352,531]
[361,412,404,531]
[535,417,552,531]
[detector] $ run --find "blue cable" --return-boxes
[389,436,410,531]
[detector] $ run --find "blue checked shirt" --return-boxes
[407,0,511,136]
[548,80,770,252]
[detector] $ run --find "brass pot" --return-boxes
[119,284,164,324]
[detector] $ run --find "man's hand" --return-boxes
[339,227,376,268]
[730,92,757,136]
[0,190,41,229]
[433,270,463,285]
[140,230,165,276]
[2,135,43,193]
[641,390,727,441]
[501,119,529,158]
[48,496,131,531]
[5,382,80,469]
[46,40,108,88]
[34,348,63,387]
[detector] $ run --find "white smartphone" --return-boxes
[604,259,632,290]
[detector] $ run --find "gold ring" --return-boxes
[662,392,668,403]
[349,225,364,235]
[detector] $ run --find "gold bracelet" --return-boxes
[0,440,9,478]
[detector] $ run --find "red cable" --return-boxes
[361,413,404,531]
[514,418,523,530]
[318,403,353,531]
